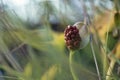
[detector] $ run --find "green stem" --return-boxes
[69,50,79,80]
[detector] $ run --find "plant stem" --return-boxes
[90,37,101,80]
[69,50,79,80]
[106,58,116,80]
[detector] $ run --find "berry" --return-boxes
[64,25,81,50]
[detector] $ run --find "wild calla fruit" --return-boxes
[64,22,90,80]
[64,25,81,50]
[64,22,90,50]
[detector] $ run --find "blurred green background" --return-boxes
[0,0,120,80]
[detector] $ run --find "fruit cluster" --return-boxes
[64,25,81,50]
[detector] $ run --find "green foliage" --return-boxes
[0,0,120,80]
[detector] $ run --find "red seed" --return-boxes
[66,33,70,37]
[71,34,75,38]
[69,31,72,34]
[67,40,72,45]
[74,41,79,46]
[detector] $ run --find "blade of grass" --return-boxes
[104,15,110,75]
[90,35,101,80]
[0,76,23,80]
[0,38,23,72]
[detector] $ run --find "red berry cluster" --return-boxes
[64,25,81,50]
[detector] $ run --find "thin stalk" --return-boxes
[69,50,79,80]
[114,0,119,12]
[106,59,116,80]
[0,39,23,72]
[0,76,24,80]
[104,17,110,78]
[106,41,119,80]
[90,35,101,80]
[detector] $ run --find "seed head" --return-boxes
[64,25,81,50]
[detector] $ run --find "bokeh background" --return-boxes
[0,0,120,80]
